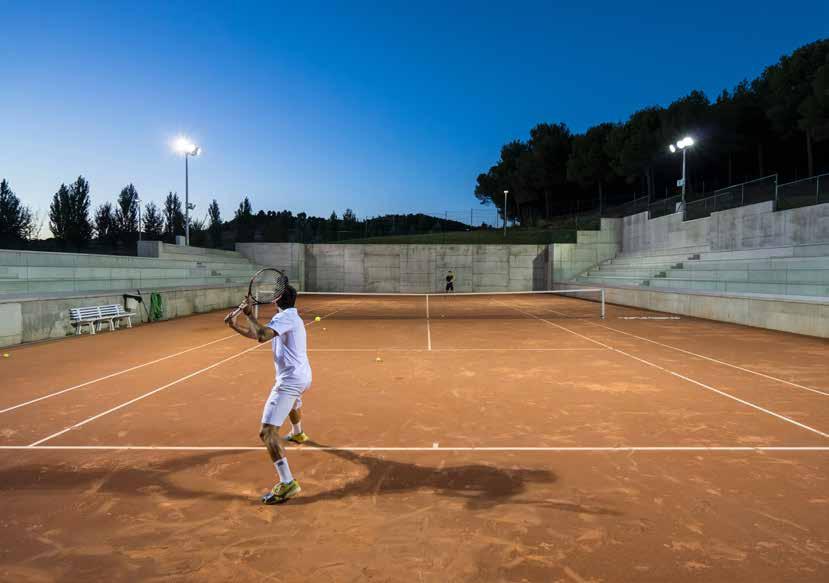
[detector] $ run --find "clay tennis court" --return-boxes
[1,292,827,582]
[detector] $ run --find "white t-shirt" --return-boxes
[266,308,311,388]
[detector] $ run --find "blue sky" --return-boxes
[0,1,826,232]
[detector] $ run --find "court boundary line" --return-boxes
[304,348,608,352]
[494,299,829,440]
[426,295,432,350]
[2,445,828,452]
[27,312,340,447]
[525,299,827,397]
[582,320,829,397]
[0,333,239,415]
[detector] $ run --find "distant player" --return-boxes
[226,284,310,504]
[445,270,455,292]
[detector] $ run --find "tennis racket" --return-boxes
[224,268,288,323]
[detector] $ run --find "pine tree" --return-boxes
[143,202,164,239]
[0,179,34,243]
[49,176,93,246]
[163,192,185,241]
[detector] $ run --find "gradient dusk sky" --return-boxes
[1,1,826,230]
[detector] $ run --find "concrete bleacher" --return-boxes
[0,245,264,298]
[0,242,273,347]
[577,243,829,299]
[553,200,829,337]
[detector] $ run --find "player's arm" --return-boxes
[243,310,277,343]
[226,310,258,340]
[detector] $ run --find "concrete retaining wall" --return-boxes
[554,282,829,338]
[623,201,829,254]
[235,243,305,290]
[0,284,246,347]
[551,219,622,284]
[238,243,550,293]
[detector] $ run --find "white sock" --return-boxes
[275,458,294,484]
[291,421,303,435]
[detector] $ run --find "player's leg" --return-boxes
[284,402,309,443]
[260,387,302,504]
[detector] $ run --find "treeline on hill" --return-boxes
[475,39,829,225]
[0,177,468,253]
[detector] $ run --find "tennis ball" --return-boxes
[315,316,321,322]
[375,357,382,363]
[2,354,8,358]
[322,327,327,331]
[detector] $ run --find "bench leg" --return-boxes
[90,322,96,335]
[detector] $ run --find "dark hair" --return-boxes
[276,285,297,309]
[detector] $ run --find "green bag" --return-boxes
[150,292,164,321]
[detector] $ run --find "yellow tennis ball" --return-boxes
[2,354,8,358]
[375,357,382,362]
[315,316,321,322]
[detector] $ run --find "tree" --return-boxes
[163,192,185,242]
[49,176,93,246]
[523,123,573,220]
[114,184,139,237]
[143,202,164,240]
[94,202,115,243]
[567,123,617,211]
[208,199,222,247]
[235,196,255,242]
[798,63,829,175]
[0,179,34,243]
[607,107,664,197]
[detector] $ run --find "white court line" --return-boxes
[27,312,339,447]
[1,445,827,452]
[494,300,829,440]
[306,348,607,352]
[511,299,828,398]
[0,333,238,415]
[584,320,829,398]
[426,295,432,351]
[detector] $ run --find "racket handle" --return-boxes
[224,299,249,323]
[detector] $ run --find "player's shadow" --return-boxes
[0,448,619,515]
[291,440,618,514]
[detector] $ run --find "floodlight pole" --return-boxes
[137,197,142,241]
[185,154,190,246]
[681,147,687,205]
[503,190,509,237]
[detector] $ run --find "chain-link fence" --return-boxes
[683,174,778,221]
[775,173,829,211]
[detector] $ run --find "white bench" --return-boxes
[69,304,135,335]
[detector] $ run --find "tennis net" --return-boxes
[290,289,605,320]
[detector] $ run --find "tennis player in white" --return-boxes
[226,284,311,504]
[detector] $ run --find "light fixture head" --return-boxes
[172,136,200,156]
[669,144,677,153]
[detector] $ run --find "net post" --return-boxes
[600,288,606,319]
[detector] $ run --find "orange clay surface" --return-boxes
[0,293,827,583]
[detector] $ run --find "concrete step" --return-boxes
[648,278,829,298]
[700,243,829,262]
[588,268,665,278]
[661,269,829,284]
[679,256,829,270]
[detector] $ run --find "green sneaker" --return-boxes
[261,480,301,505]
[283,432,309,444]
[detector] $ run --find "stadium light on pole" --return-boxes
[503,190,509,237]
[172,136,201,246]
[668,136,695,207]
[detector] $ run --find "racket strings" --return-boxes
[251,270,288,303]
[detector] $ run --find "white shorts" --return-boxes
[261,383,310,427]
